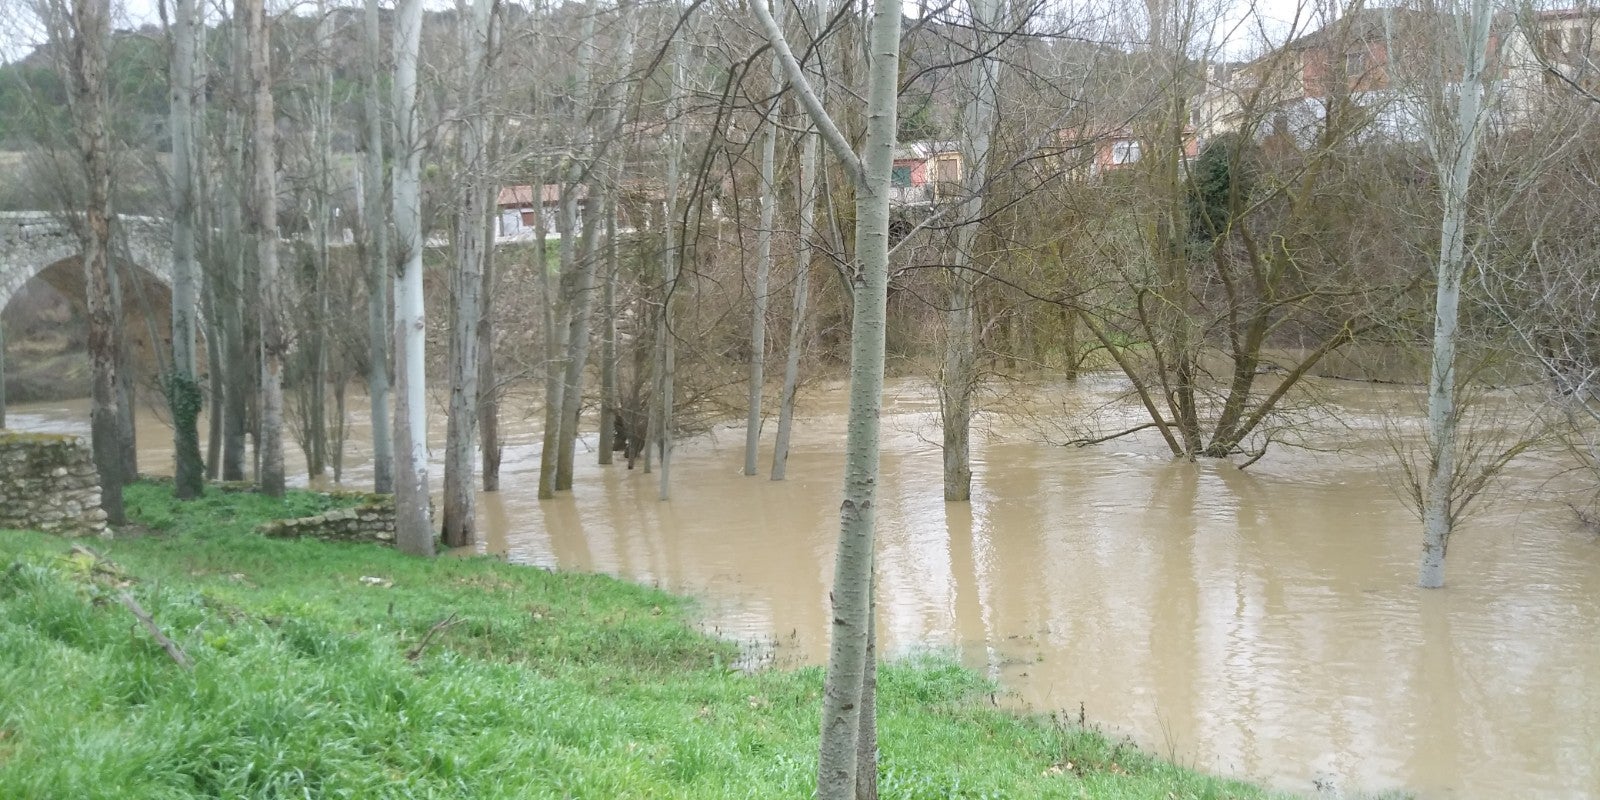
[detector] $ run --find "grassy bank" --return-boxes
[0,482,1277,799]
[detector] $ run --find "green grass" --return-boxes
[0,481,1280,799]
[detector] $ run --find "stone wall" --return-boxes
[256,494,397,545]
[0,431,108,537]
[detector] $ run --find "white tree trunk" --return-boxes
[1419,0,1494,589]
[756,0,900,793]
[168,0,204,499]
[442,0,497,548]
[744,7,783,476]
[771,0,825,482]
[392,0,434,555]
[362,0,394,494]
[940,0,1003,503]
[244,0,286,498]
[656,19,687,502]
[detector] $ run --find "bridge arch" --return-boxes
[0,212,178,413]
[0,212,174,316]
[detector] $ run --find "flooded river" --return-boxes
[11,377,1600,799]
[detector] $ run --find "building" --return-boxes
[891,141,963,207]
[496,184,585,240]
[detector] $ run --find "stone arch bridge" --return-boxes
[0,212,179,413]
[0,212,174,316]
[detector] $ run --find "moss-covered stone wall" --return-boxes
[256,494,397,545]
[0,431,108,537]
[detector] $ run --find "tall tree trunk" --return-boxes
[306,3,335,479]
[940,0,1003,502]
[362,0,394,494]
[479,175,502,490]
[392,0,434,555]
[168,0,204,499]
[538,5,599,499]
[756,0,900,793]
[598,195,618,466]
[243,0,286,497]
[441,0,496,547]
[771,0,824,482]
[555,184,602,491]
[204,278,224,478]
[656,21,686,502]
[1419,0,1494,589]
[538,182,573,499]
[60,0,124,523]
[220,21,250,482]
[744,16,781,477]
[556,0,638,491]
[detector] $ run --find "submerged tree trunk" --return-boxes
[939,0,1003,502]
[392,0,433,555]
[168,0,204,499]
[656,22,687,502]
[598,196,618,466]
[771,0,824,482]
[361,0,394,494]
[441,0,496,548]
[479,188,502,490]
[538,181,574,499]
[1419,0,1494,589]
[744,22,781,477]
[555,187,602,492]
[556,1,637,490]
[756,0,900,792]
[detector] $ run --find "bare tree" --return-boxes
[655,4,687,501]
[743,0,783,477]
[939,0,1007,502]
[755,0,901,792]
[362,0,394,494]
[167,0,203,499]
[1398,0,1499,588]
[771,0,826,481]
[241,0,286,497]
[393,0,434,555]
[442,0,499,548]
[43,0,122,522]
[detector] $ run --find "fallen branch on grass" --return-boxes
[116,591,192,670]
[405,613,461,661]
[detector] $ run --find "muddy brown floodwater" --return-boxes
[12,377,1600,799]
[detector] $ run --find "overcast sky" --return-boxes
[1,0,1312,65]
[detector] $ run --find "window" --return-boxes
[1111,139,1140,165]
[1346,49,1367,76]
[499,209,523,236]
[936,157,960,183]
[891,165,914,188]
